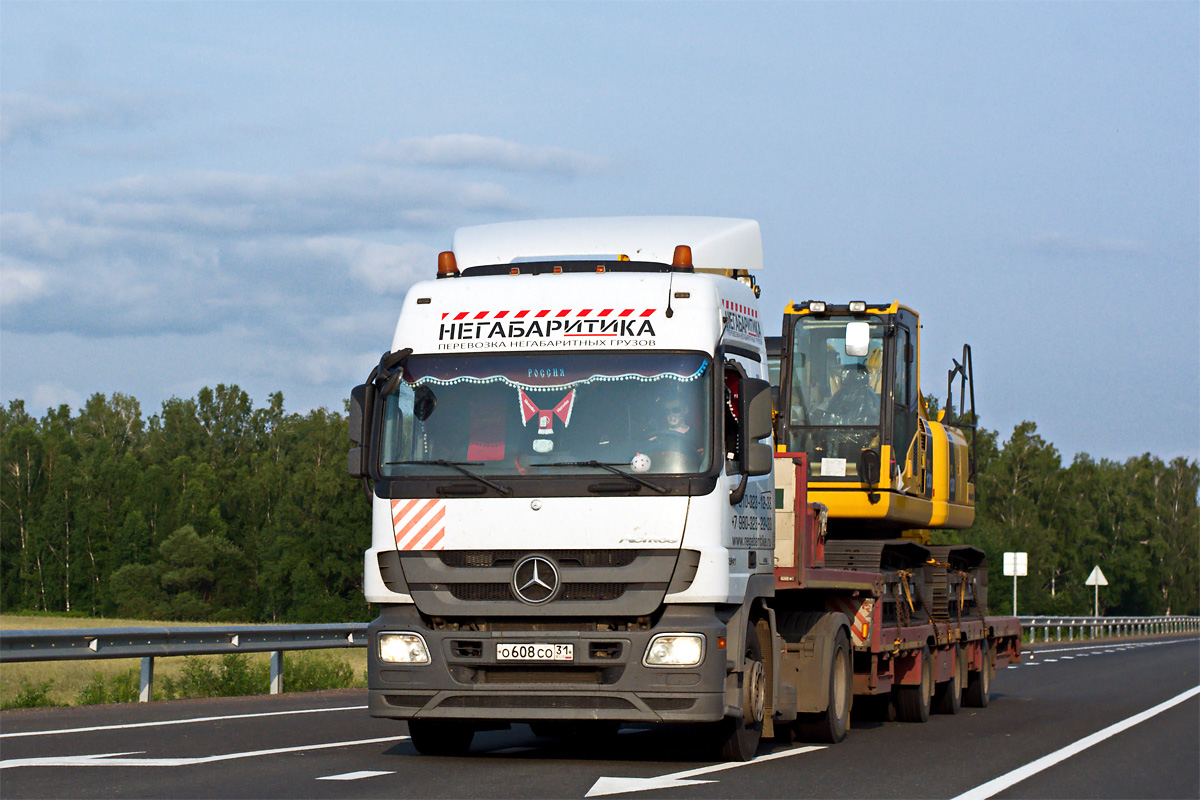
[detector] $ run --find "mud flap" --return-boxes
[778,611,851,714]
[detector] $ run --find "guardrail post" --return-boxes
[140,656,154,703]
[1056,624,1061,641]
[270,651,283,694]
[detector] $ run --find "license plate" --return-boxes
[496,643,574,661]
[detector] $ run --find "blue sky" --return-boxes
[2,1,1197,462]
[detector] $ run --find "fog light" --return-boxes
[808,301,826,313]
[849,300,866,313]
[643,634,705,667]
[378,632,430,664]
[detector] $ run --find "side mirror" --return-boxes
[739,378,773,441]
[845,322,870,358]
[859,448,880,485]
[348,383,376,479]
[746,441,774,477]
[737,377,773,478]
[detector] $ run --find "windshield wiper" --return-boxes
[531,460,668,495]
[386,460,513,496]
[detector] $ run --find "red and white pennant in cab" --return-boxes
[391,499,446,551]
[519,389,576,436]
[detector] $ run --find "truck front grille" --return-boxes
[439,550,639,569]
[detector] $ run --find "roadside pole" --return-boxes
[1004,552,1028,616]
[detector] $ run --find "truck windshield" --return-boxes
[378,352,713,477]
[786,316,885,479]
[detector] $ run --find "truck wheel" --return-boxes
[852,693,896,722]
[795,628,852,743]
[408,720,474,756]
[933,646,963,715]
[895,645,932,723]
[964,639,991,708]
[714,620,765,762]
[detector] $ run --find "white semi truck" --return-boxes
[350,217,778,759]
[348,216,1020,760]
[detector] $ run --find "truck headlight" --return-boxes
[378,632,431,664]
[643,633,705,667]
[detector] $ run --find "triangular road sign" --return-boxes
[1085,566,1108,586]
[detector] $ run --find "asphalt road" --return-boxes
[2,636,1196,799]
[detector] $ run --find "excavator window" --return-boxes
[786,316,886,479]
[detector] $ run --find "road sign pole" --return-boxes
[1094,583,1099,617]
[1013,574,1018,617]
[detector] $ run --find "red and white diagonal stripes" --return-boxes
[441,309,656,320]
[390,499,446,551]
[829,596,875,646]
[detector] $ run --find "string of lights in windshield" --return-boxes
[407,359,709,392]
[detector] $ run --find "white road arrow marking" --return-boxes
[0,735,408,770]
[317,770,395,781]
[585,745,825,797]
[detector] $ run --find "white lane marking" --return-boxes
[585,745,825,797]
[951,685,1200,800]
[1029,637,1194,657]
[1061,656,1073,660]
[0,704,368,739]
[0,735,409,769]
[1043,659,1057,663]
[317,770,395,781]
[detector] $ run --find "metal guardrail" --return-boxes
[0,623,368,703]
[1018,615,1200,643]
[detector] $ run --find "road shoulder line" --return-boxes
[950,685,1200,800]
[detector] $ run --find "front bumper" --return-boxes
[367,604,729,723]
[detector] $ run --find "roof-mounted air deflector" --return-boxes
[451,216,762,274]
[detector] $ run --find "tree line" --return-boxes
[1,388,1196,622]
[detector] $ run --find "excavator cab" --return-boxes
[776,301,975,539]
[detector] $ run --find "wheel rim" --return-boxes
[923,652,933,703]
[747,659,766,724]
[832,648,848,719]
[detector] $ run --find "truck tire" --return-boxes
[408,720,474,756]
[964,639,991,708]
[852,693,896,723]
[714,619,765,762]
[794,628,852,743]
[895,645,932,723]
[933,646,963,715]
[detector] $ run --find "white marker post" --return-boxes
[1085,565,1108,617]
[1003,552,1028,616]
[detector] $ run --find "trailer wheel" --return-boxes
[895,645,932,723]
[934,646,963,715]
[713,619,764,762]
[964,639,991,708]
[408,720,474,756]
[795,628,852,743]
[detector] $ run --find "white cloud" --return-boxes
[0,85,168,146]
[0,261,51,305]
[365,134,609,176]
[32,382,83,413]
[56,166,519,236]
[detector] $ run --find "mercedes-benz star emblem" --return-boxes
[512,555,559,605]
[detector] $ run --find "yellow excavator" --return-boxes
[771,300,977,542]
[769,300,984,622]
